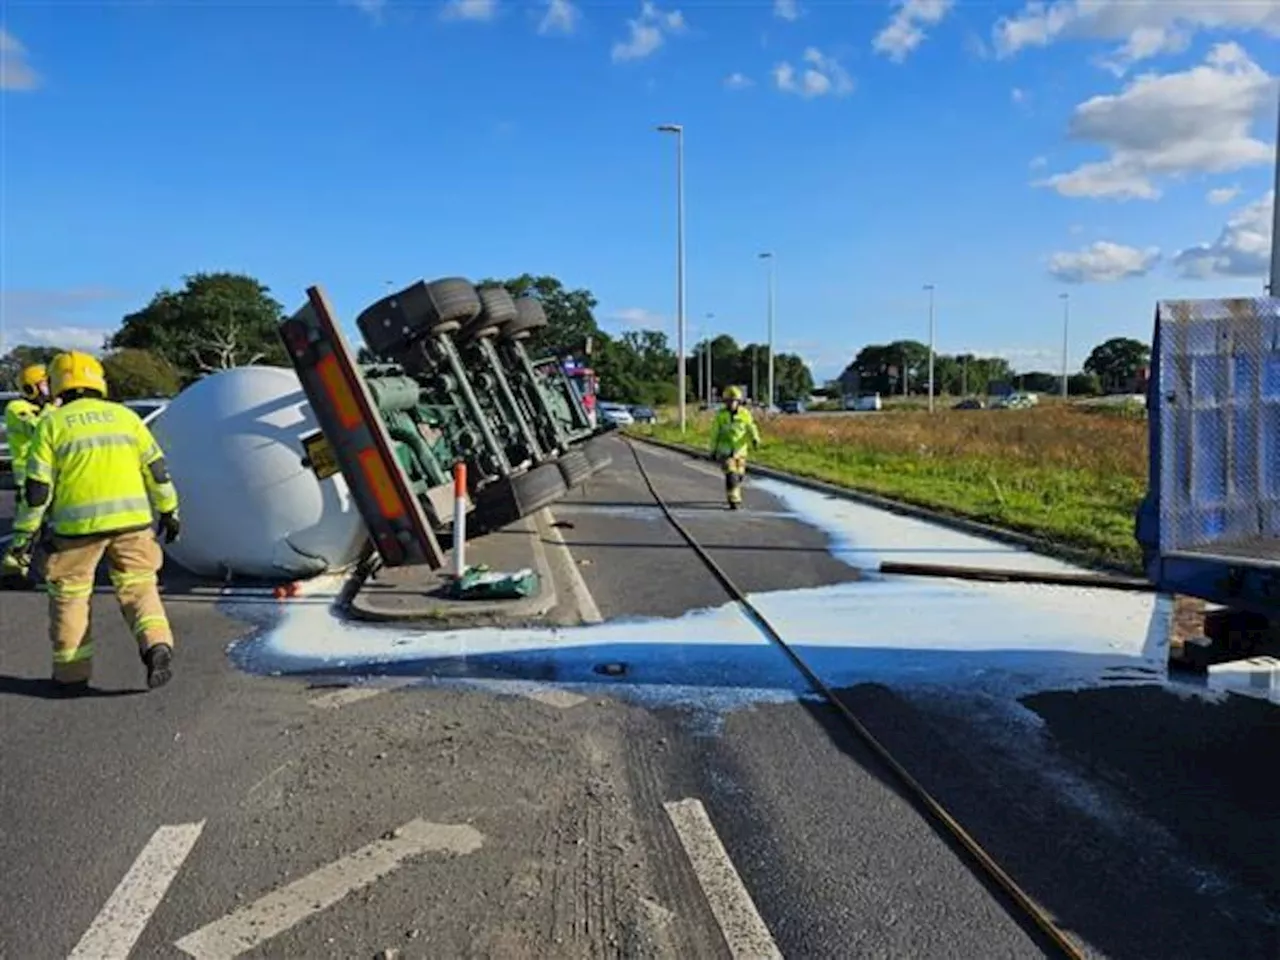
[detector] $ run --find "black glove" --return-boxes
[159,512,181,544]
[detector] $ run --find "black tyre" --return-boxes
[556,448,593,488]
[582,437,613,473]
[502,297,549,339]
[425,278,483,327]
[476,285,519,325]
[471,462,568,533]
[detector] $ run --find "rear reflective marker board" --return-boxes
[316,353,363,431]
[358,447,406,520]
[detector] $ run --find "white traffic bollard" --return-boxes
[452,462,467,579]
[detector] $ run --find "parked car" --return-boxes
[630,405,657,424]
[843,393,882,412]
[953,398,984,410]
[597,401,634,426]
[779,399,805,414]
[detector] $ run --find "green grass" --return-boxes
[628,409,1147,571]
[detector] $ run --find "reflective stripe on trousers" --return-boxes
[43,529,173,685]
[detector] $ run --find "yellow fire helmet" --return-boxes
[17,363,48,400]
[722,385,743,401]
[49,350,108,398]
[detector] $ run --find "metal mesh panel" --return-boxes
[1156,297,1280,563]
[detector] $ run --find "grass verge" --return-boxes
[627,407,1147,570]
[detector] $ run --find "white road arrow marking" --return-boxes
[69,820,206,960]
[173,818,484,959]
[663,798,782,960]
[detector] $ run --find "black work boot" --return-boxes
[144,644,173,690]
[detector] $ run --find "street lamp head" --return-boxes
[656,124,683,133]
[758,252,773,259]
[923,283,935,291]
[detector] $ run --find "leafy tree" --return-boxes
[1,345,61,390]
[1083,337,1150,393]
[111,272,289,378]
[101,348,182,400]
[773,353,814,401]
[838,340,929,396]
[1068,372,1102,396]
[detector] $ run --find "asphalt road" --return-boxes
[0,437,1275,958]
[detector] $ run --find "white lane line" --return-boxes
[173,818,484,959]
[539,507,604,625]
[663,799,782,960]
[69,820,206,960]
[308,679,413,709]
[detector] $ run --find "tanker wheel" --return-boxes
[582,437,613,473]
[425,278,483,328]
[501,297,549,340]
[557,449,593,489]
[470,462,568,533]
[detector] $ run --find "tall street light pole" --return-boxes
[759,252,775,409]
[705,312,715,405]
[657,124,686,431]
[923,283,936,413]
[1059,292,1070,400]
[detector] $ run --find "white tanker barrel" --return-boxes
[149,366,370,581]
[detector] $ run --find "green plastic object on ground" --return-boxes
[449,564,539,601]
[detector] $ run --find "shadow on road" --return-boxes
[798,683,1280,960]
[0,675,145,699]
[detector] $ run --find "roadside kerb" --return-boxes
[342,512,558,625]
[627,433,1144,578]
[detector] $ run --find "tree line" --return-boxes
[2,270,1150,405]
[832,336,1151,398]
[1,271,816,405]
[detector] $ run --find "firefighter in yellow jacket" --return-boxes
[709,385,761,509]
[2,364,54,578]
[6,351,182,693]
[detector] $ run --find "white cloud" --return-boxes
[773,47,854,98]
[1011,86,1028,104]
[1034,43,1276,201]
[344,0,386,20]
[538,0,579,35]
[1047,240,1160,282]
[1,28,39,90]
[873,0,954,62]
[611,307,667,329]
[1029,155,1048,169]
[1173,191,1273,279]
[441,0,497,22]
[10,327,110,354]
[724,72,754,90]
[1207,185,1241,205]
[774,0,800,22]
[0,288,129,355]
[611,1,686,62]
[994,0,1280,73]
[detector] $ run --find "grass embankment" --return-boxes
[628,407,1147,569]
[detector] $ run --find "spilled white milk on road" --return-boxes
[226,473,1174,707]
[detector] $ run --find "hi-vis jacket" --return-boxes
[4,398,45,493]
[14,398,179,539]
[710,406,761,458]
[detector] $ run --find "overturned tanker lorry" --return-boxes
[154,278,614,581]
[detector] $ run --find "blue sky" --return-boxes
[2,0,1279,381]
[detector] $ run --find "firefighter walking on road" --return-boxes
[709,385,761,510]
[6,351,182,694]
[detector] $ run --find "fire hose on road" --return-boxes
[623,437,1088,960]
